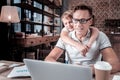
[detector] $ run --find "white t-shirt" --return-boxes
[56,30,111,65]
[62,27,71,32]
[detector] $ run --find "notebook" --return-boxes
[24,59,92,80]
[7,65,30,78]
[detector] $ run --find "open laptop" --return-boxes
[24,59,92,80]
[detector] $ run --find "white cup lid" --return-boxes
[94,61,112,70]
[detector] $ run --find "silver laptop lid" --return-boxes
[24,59,92,80]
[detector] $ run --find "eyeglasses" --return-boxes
[72,17,92,24]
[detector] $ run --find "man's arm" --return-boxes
[101,47,120,73]
[44,47,64,62]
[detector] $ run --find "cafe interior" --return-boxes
[0,0,120,80]
[0,0,120,64]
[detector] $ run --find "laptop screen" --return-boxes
[24,59,92,80]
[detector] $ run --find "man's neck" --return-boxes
[75,31,88,41]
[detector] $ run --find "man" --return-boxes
[45,4,120,73]
[60,10,99,56]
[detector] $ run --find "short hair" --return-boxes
[61,10,73,20]
[73,4,93,17]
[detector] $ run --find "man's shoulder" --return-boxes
[98,31,108,37]
[98,31,110,41]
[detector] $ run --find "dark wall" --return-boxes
[66,0,120,34]
[0,0,12,60]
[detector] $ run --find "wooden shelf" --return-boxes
[20,21,60,27]
[13,0,62,37]
[35,0,61,9]
[14,3,42,13]
[10,0,62,61]
[14,3,59,18]
[21,20,42,25]
[11,36,60,47]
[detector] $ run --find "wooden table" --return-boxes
[0,60,31,80]
[109,72,120,80]
[0,60,120,80]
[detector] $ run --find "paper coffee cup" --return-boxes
[94,61,112,80]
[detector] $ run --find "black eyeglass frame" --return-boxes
[72,17,92,24]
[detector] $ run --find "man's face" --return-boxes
[62,17,74,31]
[73,10,92,36]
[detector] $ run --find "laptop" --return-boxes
[24,59,92,80]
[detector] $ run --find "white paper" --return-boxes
[7,65,31,78]
[0,63,6,67]
[112,75,120,80]
[9,63,24,68]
